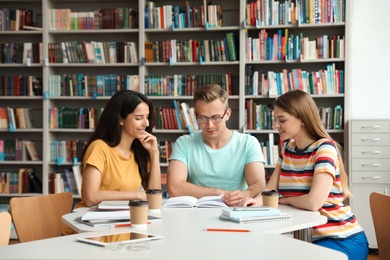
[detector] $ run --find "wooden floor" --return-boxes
[367,249,379,260]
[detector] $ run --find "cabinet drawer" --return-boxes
[351,171,390,184]
[351,134,390,146]
[351,120,390,133]
[351,158,390,171]
[351,146,390,158]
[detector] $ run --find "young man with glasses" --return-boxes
[167,84,266,206]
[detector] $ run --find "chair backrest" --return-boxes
[370,192,390,260]
[10,192,73,242]
[0,211,12,246]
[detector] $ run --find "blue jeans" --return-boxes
[313,232,369,260]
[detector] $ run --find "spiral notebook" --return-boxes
[219,212,292,224]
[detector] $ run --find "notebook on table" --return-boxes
[219,212,292,224]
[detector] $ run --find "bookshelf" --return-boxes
[0,0,348,203]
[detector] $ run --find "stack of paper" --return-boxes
[96,201,130,210]
[76,210,161,227]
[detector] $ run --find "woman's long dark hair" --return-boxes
[81,90,156,189]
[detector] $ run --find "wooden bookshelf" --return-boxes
[0,0,348,202]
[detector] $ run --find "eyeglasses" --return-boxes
[196,108,228,124]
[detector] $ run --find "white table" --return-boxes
[0,205,347,259]
[62,205,326,242]
[0,230,347,259]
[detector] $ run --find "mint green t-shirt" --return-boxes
[169,131,264,191]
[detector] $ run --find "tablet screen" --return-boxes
[77,232,163,247]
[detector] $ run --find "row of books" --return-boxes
[245,101,343,130]
[246,29,344,62]
[48,41,138,64]
[49,140,86,165]
[144,34,238,63]
[48,8,138,31]
[0,75,43,96]
[245,0,298,26]
[145,1,222,29]
[245,64,344,96]
[0,107,39,130]
[158,140,174,164]
[0,42,43,64]
[144,73,233,97]
[0,8,35,31]
[155,100,199,133]
[298,0,345,24]
[0,168,42,194]
[49,166,81,195]
[245,0,345,27]
[0,139,40,161]
[259,133,283,166]
[48,74,140,97]
[48,107,103,129]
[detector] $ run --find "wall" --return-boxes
[349,0,390,119]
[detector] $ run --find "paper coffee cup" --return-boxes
[146,189,163,210]
[129,200,149,228]
[261,190,279,209]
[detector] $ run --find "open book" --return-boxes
[163,195,227,208]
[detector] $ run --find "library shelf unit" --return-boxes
[0,0,348,204]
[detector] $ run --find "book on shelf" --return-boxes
[180,102,193,134]
[0,140,4,160]
[22,25,43,31]
[72,165,82,196]
[163,195,227,208]
[28,171,42,193]
[220,212,292,224]
[24,141,40,161]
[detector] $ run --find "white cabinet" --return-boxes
[349,119,390,248]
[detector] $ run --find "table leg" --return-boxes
[293,227,312,242]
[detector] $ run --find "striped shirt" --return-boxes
[277,138,364,241]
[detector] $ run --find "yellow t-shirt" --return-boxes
[62,139,141,235]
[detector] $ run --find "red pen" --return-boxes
[205,228,251,232]
[110,221,152,228]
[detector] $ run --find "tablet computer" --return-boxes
[76,231,164,247]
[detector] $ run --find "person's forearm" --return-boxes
[169,181,225,198]
[83,190,146,207]
[147,150,161,190]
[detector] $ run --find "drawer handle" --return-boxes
[360,138,380,142]
[361,125,381,129]
[361,176,381,180]
[361,151,381,154]
[361,163,381,167]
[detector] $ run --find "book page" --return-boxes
[196,195,226,208]
[162,196,198,208]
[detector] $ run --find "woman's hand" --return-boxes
[139,132,158,153]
